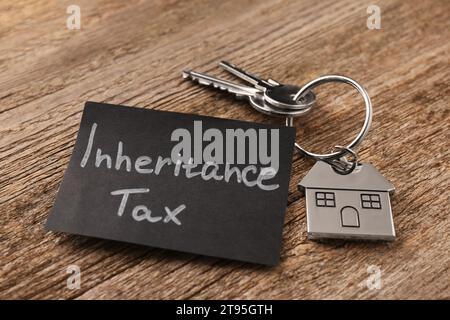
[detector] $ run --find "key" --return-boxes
[219,61,275,89]
[219,61,315,111]
[183,67,312,121]
[183,68,313,114]
[182,62,315,123]
[182,70,261,99]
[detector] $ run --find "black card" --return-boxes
[46,102,295,265]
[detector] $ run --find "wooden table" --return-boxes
[0,0,449,299]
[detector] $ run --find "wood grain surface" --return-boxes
[0,0,449,299]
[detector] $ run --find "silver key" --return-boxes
[219,61,315,111]
[219,61,275,89]
[182,70,260,99]
[183,68,310,118]
[183,62,315,112]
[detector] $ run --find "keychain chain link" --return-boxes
[322,146,359,175]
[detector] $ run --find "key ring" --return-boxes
[292,75,372,160]
[249,92,315,117]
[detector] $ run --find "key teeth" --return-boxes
[182,70,192,79]
[182,71,203,84]
[183,71,235,95]
[182,68,259,98]
[183,70,202,83]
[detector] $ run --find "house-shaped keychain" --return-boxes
[298,161,395,241]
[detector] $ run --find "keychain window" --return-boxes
[315,191,336,207]
[361,194,382,209]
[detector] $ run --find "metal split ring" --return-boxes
[291,75,373,161]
